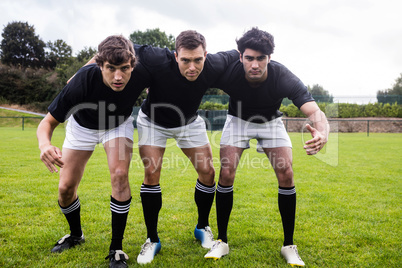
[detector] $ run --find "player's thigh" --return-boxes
[181,144,213,170]
[219,145,245,184]
[139,145,165,184]
[262,146,293,174]
[104,137,133,174]
[221,145,245,169]
[59,148,93,188]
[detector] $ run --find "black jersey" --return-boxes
[48,63,148,130]
[215,60,314,123]
[136,45,239,128]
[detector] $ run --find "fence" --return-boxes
[131,109,402,135]
[0,116,43,130]
[2,112,402,136]
[201,95,402,105]
[282,118,402,136]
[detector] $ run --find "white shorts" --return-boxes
[136,109,210,148]
[220,114,292,152]
[63,115,134,151]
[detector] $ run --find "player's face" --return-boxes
[101,60,134,92]
[175,45,207,81]
[240,48,270,85]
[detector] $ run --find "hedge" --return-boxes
[279,103,402,118]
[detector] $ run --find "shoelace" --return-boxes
[211,240,222,250]
[140,242,153,255]
[205,227,214,240]
[291,246,302,261]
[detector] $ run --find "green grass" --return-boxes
[0,124,401,267]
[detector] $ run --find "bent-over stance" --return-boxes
[204,27,329,267]
[37,35,147,268]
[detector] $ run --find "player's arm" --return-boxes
[300,101,329,155]
[37,113,64,172]
[67,56,96,83]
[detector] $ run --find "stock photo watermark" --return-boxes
[60,101,339,168]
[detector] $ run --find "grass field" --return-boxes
[0,118,401,267]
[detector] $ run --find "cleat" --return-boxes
[137,238,161,264]
[281,245,305,267]
[105,250,129,268]
[51,234,85,253]
[194,226,214,249]
[204,239,229,260]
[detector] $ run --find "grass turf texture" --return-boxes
[0,123,401,267]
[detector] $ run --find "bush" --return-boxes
[279,102,401,118]
[0,65,58,105]
[364,103,382,117]
[279,104,305,117]
[199,101,228,110]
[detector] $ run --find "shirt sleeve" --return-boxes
[275,63,314,108]
[47,65,93,123]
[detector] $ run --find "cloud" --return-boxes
[0,0,401,98]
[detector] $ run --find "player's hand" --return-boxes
[303,124,327,155]
[40,145,64,173]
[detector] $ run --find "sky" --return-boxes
[1,0,401,102]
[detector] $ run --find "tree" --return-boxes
[130,28,175,50]
[308,84,333,103]
[46,39,73,68]
[0,21,46,68]
[76,46,97,62]
[377,73,402,104]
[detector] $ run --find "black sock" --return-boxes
[216,183,233,243]
[140,184,162,242]
[278,186,296,246]
[59,197,82,237]
[109,196,131,251]
[194,179,215,229]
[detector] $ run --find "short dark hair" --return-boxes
[95,35,136,67]
[175,30,206,52]
[236,27,275,56]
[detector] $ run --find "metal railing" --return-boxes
[0,116,43,130]
[2,114,401,136]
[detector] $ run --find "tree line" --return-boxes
[0,21,400,114]
[0,21,176,111]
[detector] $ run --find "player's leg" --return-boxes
[103,136,133,268]
[264,146,295,246]
[177,115,216,248]
[136,110,166,264]
[181,144,216,248]
[139,144,164,241]
[257,117,296,245]
[204,145,244,259]
[104,136,133,251]
[205,114,249,259]
[136,145,164,264]
[217,145,244,241]
[258,117,304,266]
[52,148,92,253]
[264,146,304,266]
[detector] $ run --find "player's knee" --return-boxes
[111,168,129,185]
[111,170,129,192]
[219,166,236,185]
[276,166,294,186]
[58,184,76,201]
[111,168,128,180]
[198,164,215,178]
[143,168,161,184]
